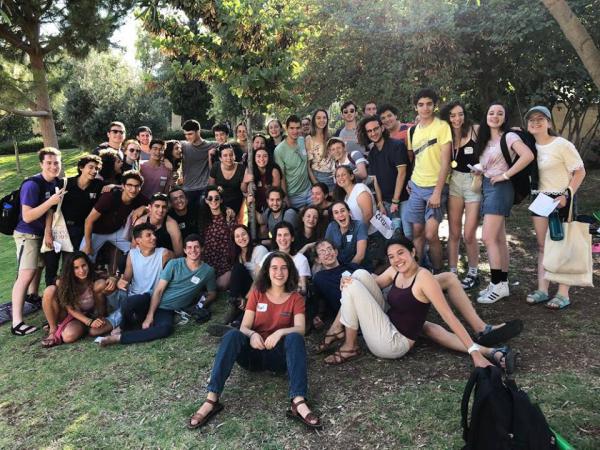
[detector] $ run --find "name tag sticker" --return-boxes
[89,193,97,199]
[159,176,167,187]
[191,276,200,285]
[257,303,268,312]
[346,234,353,242]
[179,223,186,229]
[464,146,474,155]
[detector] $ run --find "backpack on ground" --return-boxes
[500,130,538,205]
[461,366,556,450]
[0,176,46,236]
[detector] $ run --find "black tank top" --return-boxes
[453,138,479,173]
[146,216,173,251]
[386,270,430,341]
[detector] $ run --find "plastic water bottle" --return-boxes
[548,211,564,241]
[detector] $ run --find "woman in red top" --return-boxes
[188,252,322,430]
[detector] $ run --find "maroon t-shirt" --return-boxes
[92,190,147,234]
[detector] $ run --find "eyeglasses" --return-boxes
[366,126,381,134]
[342,108,356,114]
[316,247,335,255]
[206,195,221,202]
[110,129,124,134]
[125,183,141,189]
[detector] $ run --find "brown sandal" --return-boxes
[315,329,345,354]
[324,348,361,365]
[187,398,224,429]
[286,398,322,430]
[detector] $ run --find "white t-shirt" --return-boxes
[536,137,584,193]
[259,252,311,277]
[345,183,376,234]
[245,245,269,279]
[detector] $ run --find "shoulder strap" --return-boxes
[392,271,400,285]
[500,132,514,167]
[409,269,420,288]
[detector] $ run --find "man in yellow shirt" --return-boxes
[406,89,451,273]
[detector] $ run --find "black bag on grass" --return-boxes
[500,130,538,205]
[461,366,556,450]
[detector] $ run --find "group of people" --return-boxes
[8,87,586,430]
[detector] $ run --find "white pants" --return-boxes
[340,269,412,359]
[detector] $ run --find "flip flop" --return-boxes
[187,399,224,430]
[324,348,361,365]
[286,399,322,430]
[475,320,524,346]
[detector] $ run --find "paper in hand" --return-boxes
[528,193,560,217]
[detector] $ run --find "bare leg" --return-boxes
[463,202,480,268]
[447,195,464,270]
[482,214,505,271]
[41,285,61,334]
[532,216,549,293]
[27,267,43,296]
[412,222,426,263]
[61,320,86,344]
[425,218,443,270]
[11,268,36,327]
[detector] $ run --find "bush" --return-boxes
[0,135,78,155]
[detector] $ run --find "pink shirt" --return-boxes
[481,132,520,178]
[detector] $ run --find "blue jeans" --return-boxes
[207,329,308,399]
[383,200,413,240]
[287,188,312,210]
[119,293,175,345]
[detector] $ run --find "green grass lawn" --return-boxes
[1,151,599,448]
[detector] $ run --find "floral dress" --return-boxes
[201,213,235,277]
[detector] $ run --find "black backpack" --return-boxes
[0,176,46,236]
[461,366,556,450]
[500,130,539,205]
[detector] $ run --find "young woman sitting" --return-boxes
[188,251,322,430]
[321,237,519,372]
[41,252,107,348]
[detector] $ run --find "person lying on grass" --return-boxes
[41,252,107,348]
[188,251,322,431]
[320,237,520,371]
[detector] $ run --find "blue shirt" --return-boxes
[313,263,360,312]
[324,219,368,265]
[15,174,58,236]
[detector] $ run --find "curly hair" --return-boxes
[57,252,95,310]
[254,251,299,293]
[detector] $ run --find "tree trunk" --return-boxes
[541,0,600,91]
[244,110,257,240]
[29,51,58,148]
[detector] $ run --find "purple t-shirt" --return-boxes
[15,174,58,236]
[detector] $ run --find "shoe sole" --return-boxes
[477,293,509,304]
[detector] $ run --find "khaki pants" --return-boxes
[340,269,412,359]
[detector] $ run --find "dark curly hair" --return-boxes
[254,251,299,293]
[57,252,95,310]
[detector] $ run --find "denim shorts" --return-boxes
[481,177,514,217]
[405,180,448,224]
[449,170,482,203]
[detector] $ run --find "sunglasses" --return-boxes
[110,129,124,134]
[128,148,141,153]
[206,195,221,202]
[342,109,355,114]
[366,126,381,134]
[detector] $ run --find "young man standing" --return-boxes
[406,88,452,272]
[94,121,126,159]
[363,101,377,117]
[43,154,104,286]
[11,148,64,335]
[257,187,298,241]
[181,119,215,206]
[168,187,201,240]
[301,116,312,137]
[140,139,173,198]
[359,116,411,238]
[274,115,312,209]
[379,103,414,148]
[136,126,153,160]
[81,171,148,262]
[334,100,365,156]
[100,234,217,346]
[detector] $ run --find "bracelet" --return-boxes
[467,343,481,354]
[87,318,94,327]
[391,199,400,205]
[502,172,510,181]
[248,331,256,339]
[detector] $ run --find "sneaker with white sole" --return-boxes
[478,283,492,297]
[477,282,510,304]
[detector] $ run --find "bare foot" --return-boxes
[110,326,121,336]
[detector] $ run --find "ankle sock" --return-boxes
[500,271,508,282]
[468,266,478,277]
[490,269,502,284]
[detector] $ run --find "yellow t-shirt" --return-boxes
[408,117,452,187]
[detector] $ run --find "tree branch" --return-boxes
[0,104,49,117]
[0,24,32,53]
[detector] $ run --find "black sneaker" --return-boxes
[461,274,480,290]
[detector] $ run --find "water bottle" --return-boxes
[548,211,564,241]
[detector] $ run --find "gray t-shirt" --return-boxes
[338,126,366,156]
[262,208,299,235]
[181,140,214,192]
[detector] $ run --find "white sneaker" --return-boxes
[478,283,492,297]
[477,282,510,304]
